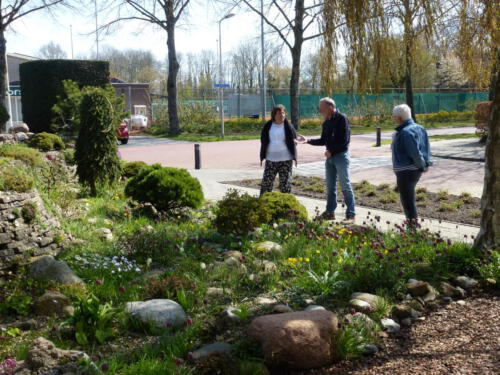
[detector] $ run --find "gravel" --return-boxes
[281,293,499,375]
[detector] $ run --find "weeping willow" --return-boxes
[457,0,499,91]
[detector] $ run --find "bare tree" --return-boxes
[106,0,190,135]
[38,40,68,59]
[0,0,65,126]
[236,0,324,127]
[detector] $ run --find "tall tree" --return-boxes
[474,52,499,251]
[0,0,65,129]
[237,0,324,127]
[108,0,190,135]
[38,41,67,59]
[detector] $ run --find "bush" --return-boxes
[0,167,34,192]
[75,88,123,195]
[20,60,110,133]
[260,192,308,222]
[28,132,65,151]
[215,190,270,235]
[21,202,37,223]
[122,161,147,178]
[379,190,398,204]
[125,164,203,211]
[0,144,43,166]
[0,102,10,129]
[63,148,75,165]
[436,189,449,200]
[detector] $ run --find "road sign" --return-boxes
[214,83,230,88]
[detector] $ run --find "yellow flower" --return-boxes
[315,250,321,254]
[384,249,389,255]
[299,257,303,262]
[305,257,310,262]
[337,257,343,264]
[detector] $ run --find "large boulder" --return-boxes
[30,256,83,284]
[12,122,29,133]
[255,241,283,255]
[248,309,339,369]
[407,281,432,297]
[125,299,187,329]
[34,291,74,317]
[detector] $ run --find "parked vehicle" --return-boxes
[117,122,130,144]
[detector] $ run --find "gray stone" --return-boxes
[125,299,187,329]
[255,241,283,254]
[350,292,385,308]
[407,281,432,297]
[220,307,243,323]
[381,318,400,333]
[349,299,372,313]
[253,260,278,274]
[391,304,414,319]
[30,256,83,284]
[422,287,438,303]
[25,337,90,372]
[191,342,233,361]
[304,305,326,311]
[456,300,466,306]
[440,282,461,297]
[400,318,412,327]
[12,123,29,133]
[206,287,230,298]
[34,292,73,317]
[454,276,478,290]
[224,250,243,259]
[360,344,379,356]
[15,132,28,142]
[255,296,278,306]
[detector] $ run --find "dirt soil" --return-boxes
[227,176,481,226]
[272,293,499,375]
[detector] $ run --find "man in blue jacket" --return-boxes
[304,97,356,222]
[391,104,432,224]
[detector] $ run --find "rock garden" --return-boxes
[0,140,498,375]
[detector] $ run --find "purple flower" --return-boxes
[95,279,103,286]
[101,363,109,372]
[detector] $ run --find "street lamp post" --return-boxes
[218,13,235,138]
[260,0,266,120]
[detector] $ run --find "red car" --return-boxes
[117,122,129,144]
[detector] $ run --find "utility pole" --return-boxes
[260,0,266,120]
[95,0,99,59]
[217,13,235,138]
[70,25,74,59]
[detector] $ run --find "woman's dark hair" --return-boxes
[271,105,286,122]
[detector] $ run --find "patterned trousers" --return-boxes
[260,160,293,195]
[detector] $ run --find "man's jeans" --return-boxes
[325,152,356,217]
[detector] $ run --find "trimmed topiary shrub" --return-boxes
[28,132,65,151]
[75,88,122,195]
[260,192,308,222]
[20,60,110,133]
[125,164,203,211]
[122,161,147,178]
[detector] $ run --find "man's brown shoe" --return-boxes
[318,211,336,220]
[342,216,356,223]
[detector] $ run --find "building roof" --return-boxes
[7,52,39,61]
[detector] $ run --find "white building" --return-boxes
[5,53,38,127]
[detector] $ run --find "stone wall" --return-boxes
[0,190,61,269]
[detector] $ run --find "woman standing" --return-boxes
[391,104,432,225]
[260,105,304,195]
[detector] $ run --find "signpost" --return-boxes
[214,83,230,88]
[7,86,21,97]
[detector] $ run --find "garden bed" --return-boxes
[225,176,481,226]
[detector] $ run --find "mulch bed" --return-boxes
[271,292,499,375]
[226,176,481,226]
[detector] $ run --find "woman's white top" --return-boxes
[266,122,293,162]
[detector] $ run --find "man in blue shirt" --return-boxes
[391,104,432,224]
[304,97,356,222]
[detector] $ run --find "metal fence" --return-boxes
[151,89,488,121]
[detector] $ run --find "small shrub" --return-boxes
[438,202,457,212]
[416,192,427,202]
[214,190,270,235]
[470,209,482,218]
[416,186,428,194]
[379,191,398,204]
[0,294,33,316]
[0,168,34,192]
[21,202,37,224]
[28,132,65,151]
[0,144,43,166]
[142,276,194,300]
[125,164,203,211]
[122,161,147,178]
[63,148,75,165]
[259,192,308,222]
[436,189,449,200]
[459,192,474,204]
[378,183,391,190]
[333,315,378,360]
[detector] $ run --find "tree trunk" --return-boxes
[404,34,415,121]
[474,57,500,251]
[290,45,302,129]
[0,28,7,132]
[289,0,305,129]
[166,15,180,136]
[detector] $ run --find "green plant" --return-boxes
[305,270,349,296]
[416,192,427,202]
[63,148,75,165]
[122,161,148,178]
[470,209,482,218]
[214,190,270,235]
[0,102,10,128]
[65,293,117,345]
[333,315,378,360]
[232,305,250,321]
[75,88,123,195]
[438,202,458,212]
[259,192,308,222]
[21,202,37,223]
[28,132,65,151]
[0,167,34,192]
[125,164,203,211]
[0,144,43,166]
[379,190,398,204]
[0,294,33,316]
[437,189,449,200]
[378,183,391,190]
[459,192,474,203]
[19,60,110,133]
[416,186,428,194]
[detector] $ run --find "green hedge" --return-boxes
[20,60,110,133]
[28,132,65,151]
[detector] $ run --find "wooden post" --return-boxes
[194,144,201,169]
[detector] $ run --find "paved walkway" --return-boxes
[190,169,479,243]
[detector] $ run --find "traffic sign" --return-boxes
[7,86,21,97]
[214,83,230,88]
